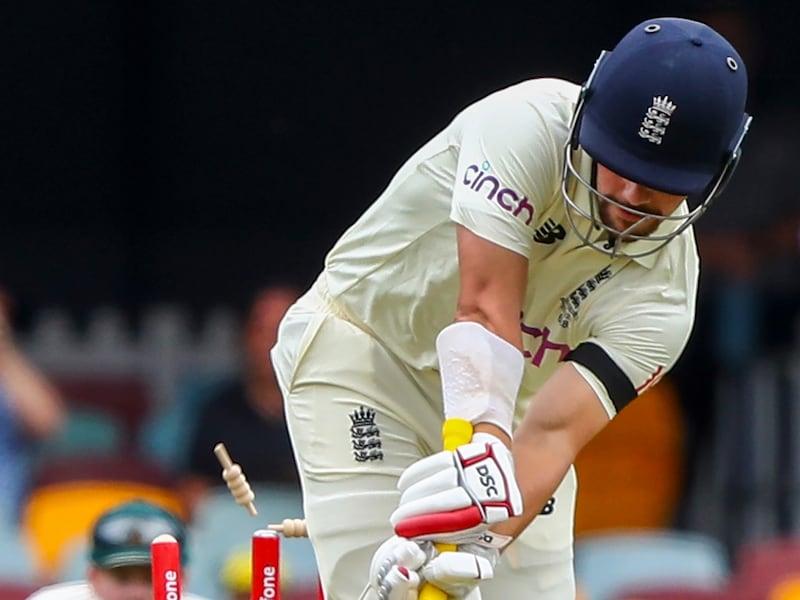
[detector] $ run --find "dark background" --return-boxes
[0,0,793,326]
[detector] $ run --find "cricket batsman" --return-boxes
[270,16,752,600]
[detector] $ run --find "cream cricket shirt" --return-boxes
[322,77,698,420]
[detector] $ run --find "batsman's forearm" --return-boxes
[490,430,574,541]
[491,363,610,541]
[473,422,512,447]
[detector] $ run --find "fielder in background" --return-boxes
[26,500,209,600]
[270,16,752,600]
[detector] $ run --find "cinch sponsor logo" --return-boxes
[463,162,534,225]
[520,320,571,366]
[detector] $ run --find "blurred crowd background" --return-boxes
[2,0,800,599]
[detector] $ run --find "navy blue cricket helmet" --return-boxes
[562,17,752,257]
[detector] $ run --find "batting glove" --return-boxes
[370,536,498,600]
[421,541,498,599]
[390,433,523,544]
[369,536,430,600]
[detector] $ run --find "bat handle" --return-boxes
[419,418,474,600]
[441,418,474,452]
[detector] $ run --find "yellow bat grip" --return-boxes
[418,418,474,600]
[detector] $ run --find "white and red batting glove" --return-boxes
[370,536,497,600]
[369,536,429,600]
[390,432,523,544]
[420,541,498,599]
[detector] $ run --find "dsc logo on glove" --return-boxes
[476,464,499,497]
[459,442,513,509]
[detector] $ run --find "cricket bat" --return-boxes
[418,417,474,600]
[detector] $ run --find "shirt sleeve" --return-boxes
[568,271,697,415]
[450,93,563,258]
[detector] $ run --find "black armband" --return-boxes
[565,342,637,412]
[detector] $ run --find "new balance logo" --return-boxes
[539,496,555,515]
[533,219,566,244]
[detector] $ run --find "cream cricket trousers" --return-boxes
[271,284,577,600]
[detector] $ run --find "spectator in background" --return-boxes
[0,289,65,524]
[26,499,208,600]
[670,6,800,536]
[178,284,301,517]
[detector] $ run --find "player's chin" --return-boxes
[610,218,658,240]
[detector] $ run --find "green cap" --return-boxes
[90,500,188,569]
